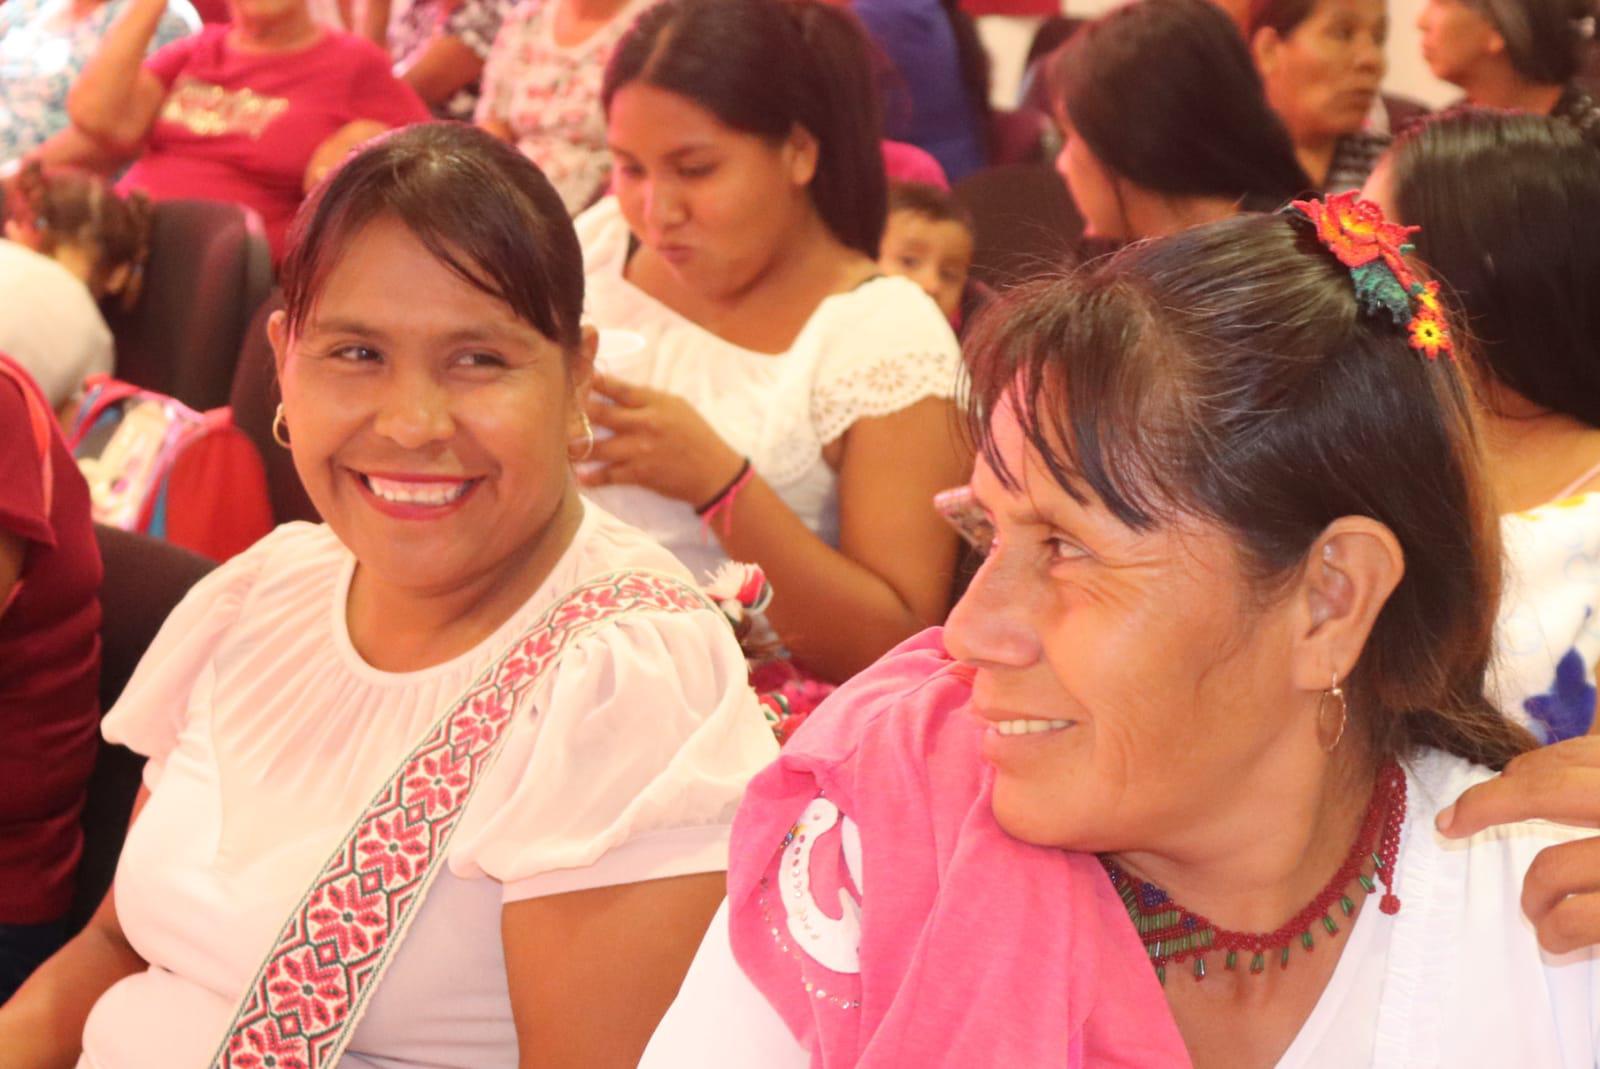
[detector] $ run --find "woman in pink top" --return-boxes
[48,0,430,260]
[644,204,1600,1066]
[0,123,777,1068]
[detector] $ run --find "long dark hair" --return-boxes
[964,212,1535,770]
[602,0,886,258]
[1390,109,1600,427]
[1051,0,1311,211]
[280,123,584,356]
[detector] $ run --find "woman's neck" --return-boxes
[1462,64,1565,114]
[554,0,632,45]
[1129,192,1241,240]
[1109,746,1377,935]
[633,208,874,354]
[230,11,322,52]
[344,490,585,673]
[1294,138,1340,190]
[1479,387,1600,511]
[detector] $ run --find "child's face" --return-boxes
[879,209,974,322]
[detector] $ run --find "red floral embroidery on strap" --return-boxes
[210,571,713,1069]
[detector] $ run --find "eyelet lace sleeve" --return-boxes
[807,278,964,448]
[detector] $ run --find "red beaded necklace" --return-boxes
[1101,761,1407,984]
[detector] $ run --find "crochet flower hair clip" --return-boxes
[1284,191,1456,361]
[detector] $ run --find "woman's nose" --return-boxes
[373,373,453,450]
[943,550,1042,670]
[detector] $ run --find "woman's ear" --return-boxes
[267,309,292,383]
[570,325,599,410]
[1289,516,1406,692]
[1252,26,1284,78]
[784,124,821,188]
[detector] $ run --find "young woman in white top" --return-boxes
[578,0,969,687]
[0,123,778,1068]
[643,205,1600,1068]
[1368,110,1600,742]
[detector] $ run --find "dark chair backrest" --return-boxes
[104,199,274,412]
[952,163,1085,289]
[230,290,320,526]
[67,525,215,932]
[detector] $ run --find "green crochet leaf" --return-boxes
[1351,262,1412,326]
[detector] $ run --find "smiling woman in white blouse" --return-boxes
[0,122,777,1069]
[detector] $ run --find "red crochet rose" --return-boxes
[1290,191,1420,290]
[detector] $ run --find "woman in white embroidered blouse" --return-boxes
[577,0,969,689]
[1366,111,1600,744]
[644,209,1600,1067]
[0,124,778,1068]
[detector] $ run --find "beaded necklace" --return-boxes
[1101,761,1406,984]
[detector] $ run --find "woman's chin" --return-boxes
[989,782,1097,852]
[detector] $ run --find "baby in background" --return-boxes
[878,181,975,325]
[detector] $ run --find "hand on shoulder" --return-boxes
[1439,738,1600,953]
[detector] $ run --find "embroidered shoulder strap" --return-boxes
[211,569,714,1069]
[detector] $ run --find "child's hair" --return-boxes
[6,161,154,310]
[887,181,975,236]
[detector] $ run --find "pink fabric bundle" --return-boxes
[727,628,1191,1068]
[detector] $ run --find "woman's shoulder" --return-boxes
[807,273,959,348]
[1405,747,1596,867]
[564,501,701,588]
[195,521,348,619]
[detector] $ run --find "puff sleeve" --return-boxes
[449,601,779,901]
[807,277,964,447]
[99,526,283,788]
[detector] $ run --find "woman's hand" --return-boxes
[580,373,745,507]
[1438,737,1600,954]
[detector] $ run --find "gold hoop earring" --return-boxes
[570,410,595,462]
[1318,674,1348,753]
[272,403,291,449]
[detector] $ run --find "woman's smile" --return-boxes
[350,470,483,520]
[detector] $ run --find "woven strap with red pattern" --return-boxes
[209,569,713,1069]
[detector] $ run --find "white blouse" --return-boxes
[79,505,778,1068]
[575,196,964,581]
[1491,494,1600,742]
[642,749,1600,1068]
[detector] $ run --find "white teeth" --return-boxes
[364,475,471,506]
[993,718,1074,736]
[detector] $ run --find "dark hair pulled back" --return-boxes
[601,0,887,258]
[279,123,583,355]
[1467,0,1597,84]
[6,161,154,310]
[964,211,1535,770]
[1051,0,1311,211]
[1391,109,1600,428]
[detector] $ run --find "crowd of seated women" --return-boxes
[4,0,1600,1064]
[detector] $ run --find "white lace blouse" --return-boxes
[78,506,778,1068]
[574,196,964,581]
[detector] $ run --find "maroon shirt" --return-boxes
[0,356,102,923]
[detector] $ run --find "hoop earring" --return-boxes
[272,403,291,448]
[570,410,595,462]
[1318,674,1348,753]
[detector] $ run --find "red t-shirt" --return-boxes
[0,356,102,924]
[118,26,431,260]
